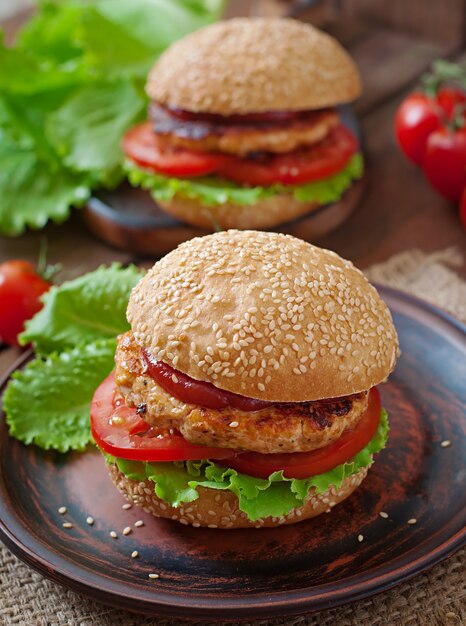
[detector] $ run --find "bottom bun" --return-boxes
[108,464,368,529]
[157,191,322,230]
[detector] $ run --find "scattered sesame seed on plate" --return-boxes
[134,520,144,528]
[148,573,160,579]
[123,526,132,536]
[357,534,364,542]
[441,440,451,448]
[122,503,132,510]
[379,511,389,519]
[58,507,67,515]
[131,551,139,559]
[110,531,118,539]
[62,522,73,529]
[407,518,417,525]
[86,516,94,526]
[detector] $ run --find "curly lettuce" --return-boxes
[126,152,364,209]
[4,264,144,451]
[106,408,388,521]
[0,0,225,235]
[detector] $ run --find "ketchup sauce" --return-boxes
[165,106,308,126]
[142,350,274,412]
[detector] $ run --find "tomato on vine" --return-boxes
[395,60,466,205]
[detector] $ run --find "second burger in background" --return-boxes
[123,18,363,230]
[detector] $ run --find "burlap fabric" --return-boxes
[1,248,465,626]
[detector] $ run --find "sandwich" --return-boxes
[123,18,363,230]
[90,230,398,528]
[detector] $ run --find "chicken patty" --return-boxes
[150,104,339,156]
[115,333,369,454]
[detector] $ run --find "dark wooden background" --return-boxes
[1,0,465,284]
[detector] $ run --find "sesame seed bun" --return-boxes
[157,191,322,230]
[146,18,362,115]
[127,230,398,402]
[108,463,368,529]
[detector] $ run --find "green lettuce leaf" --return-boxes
[20,263,143,354]
[46,79,146,185]
[4,263,145,452]
[0,139,90,236]
[3,340,116,452]
[109,409,389,521]
[79,0,225,79]
[126,153,364,210]
[0,0,224,235]
[17,2,85,65]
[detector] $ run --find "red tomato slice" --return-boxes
[217,125,358,186]
[122,122,224,177]
[90,373,238,461]
[123,122,357,185]
[225,387,382,479]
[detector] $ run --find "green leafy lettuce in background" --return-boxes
[106,409,389,521]
[0,0,225,235]
[126,153,364,209]
[4,264,144,452]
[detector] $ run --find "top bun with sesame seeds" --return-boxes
[127,230,398,403]
[146,18,362,115]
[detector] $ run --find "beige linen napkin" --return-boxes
[1,248,465,626]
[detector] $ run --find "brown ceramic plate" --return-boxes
[82,107,365,256]
[0,286,465,620]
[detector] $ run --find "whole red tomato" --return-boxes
[423,128,466,201]
[0,261,51,346]
[395,93,442,166]
[395,88,466,166]
[459,187,466,228]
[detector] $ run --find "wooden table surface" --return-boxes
[1,11,465,281]
[0,5,465,625]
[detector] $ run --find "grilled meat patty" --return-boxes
[115,332,369,454]
[150,104,339,156]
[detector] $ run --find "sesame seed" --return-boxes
[131,551,139,559]
[123,526,132,535]
[407,518,417,525]
[148,573,160,579]
[122,503,132,510]
[134,520,144,528]
[110,531,118,538]
[441,440,451,448]
[127,230,397,401]
[229,421,239,428]
[86,516,94,526]
[58,507,67,515]
[357,534,364,542]
[379,511,389,519]
[63,522,73,529]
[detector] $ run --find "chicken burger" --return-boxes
[123,18,363,230]
[90,231,398,528]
